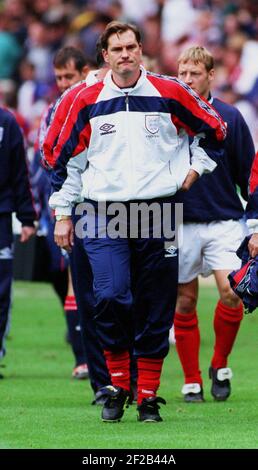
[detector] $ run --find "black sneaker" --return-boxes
[209,366,233,401]
[137,396,166,422]
[182,383,205,403]
[92,388,109,406]
[101,385,133,422]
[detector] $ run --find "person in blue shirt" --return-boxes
[173,46,255,403]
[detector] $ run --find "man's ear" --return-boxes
[208,68,215,85]
[102,49,109,65]
[82,65,90,78]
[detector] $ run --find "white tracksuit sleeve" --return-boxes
[190,135,217,176]
[49,150,88,216]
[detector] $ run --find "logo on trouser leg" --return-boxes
[164,245,177,257]
[0,247,13,259]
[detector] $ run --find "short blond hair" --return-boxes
[178,46,214,72]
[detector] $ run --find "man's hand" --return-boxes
[181,169,199,191]
[54,219,74,252]
[20,226,36,243]
[248,233,258,258]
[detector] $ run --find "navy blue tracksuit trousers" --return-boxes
[73,197,179,360]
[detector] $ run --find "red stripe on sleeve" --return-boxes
[50,82,104,167]
[43,82,87,167]
[147,74,226,141]
[249,152,258,194]
[171,114,195,136]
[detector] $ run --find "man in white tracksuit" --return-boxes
[43,21,226,423]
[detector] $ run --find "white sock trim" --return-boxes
[217,367,233,381]
[181,383,201,395]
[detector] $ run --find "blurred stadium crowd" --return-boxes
[0,0,257,152]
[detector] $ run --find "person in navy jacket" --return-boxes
[0,107,36,369]
[173,46,255,403]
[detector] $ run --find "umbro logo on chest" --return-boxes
[99,123,116,135]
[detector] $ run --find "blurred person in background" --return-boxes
[35,46,90,380]
[173,45,255,403]
[0,9,22,81]
[0,106,37,377]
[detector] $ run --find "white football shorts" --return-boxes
[178,219,248,283]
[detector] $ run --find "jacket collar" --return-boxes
[104,65,147,93]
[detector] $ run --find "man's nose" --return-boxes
[59,78,69,91]
[121,47,129,57]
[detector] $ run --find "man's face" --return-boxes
[54,59,87,93]
[178,60,214,98]
[102,30,142,79]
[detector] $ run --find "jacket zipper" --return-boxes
[124,92,134,197]
[125,92,129,111]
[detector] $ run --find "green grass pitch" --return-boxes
[1,281,258,449]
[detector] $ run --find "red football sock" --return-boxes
[211,300,243,369]
[104,350,130,391]
[174,311,202,385]
[64,295,86,366]
[64,295,77,310]
[137,357,163,405]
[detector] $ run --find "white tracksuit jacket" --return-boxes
[43,67,226,215]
